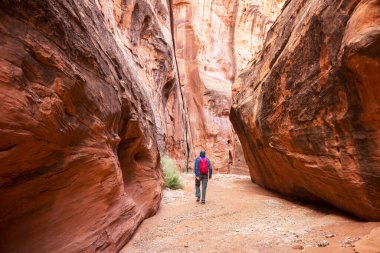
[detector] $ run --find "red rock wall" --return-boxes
[231,0,380,220]
[233,0,285,71]
[0,0,186,252]
[109,0,188,166]
[232,0,285,95]
[172,0,284,173]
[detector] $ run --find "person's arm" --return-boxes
[207,159,212,179]
[194,158,199,177]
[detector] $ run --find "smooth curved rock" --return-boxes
[0,0,184,252]
[231,0,380,220]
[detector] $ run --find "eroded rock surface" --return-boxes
[231,0,380,220]
[110,0,188,166]
[172,0,284,173]
[0,0,185,252]
[234,0,285,71]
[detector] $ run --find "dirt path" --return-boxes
[121,174,380,253]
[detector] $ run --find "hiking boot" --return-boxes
[201,201,205,205]
[196,197,200,202]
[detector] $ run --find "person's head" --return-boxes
[200,150,206,158]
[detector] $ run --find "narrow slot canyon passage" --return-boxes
[0,0,379,252]
[121,0,380,251]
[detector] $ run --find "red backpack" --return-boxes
[199,158,209,175]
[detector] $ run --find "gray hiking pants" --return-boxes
[195,174,208,202]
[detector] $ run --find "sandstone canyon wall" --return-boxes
[231,0,380,220]
[0,0,186,252]
[172,0,284,173]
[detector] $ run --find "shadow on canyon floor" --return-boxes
[122,174,380,253]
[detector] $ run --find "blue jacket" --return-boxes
[194,157,212,177]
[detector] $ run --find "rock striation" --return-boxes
[234,0,285,72]
[0,0,186,252]
[172,0,284,173]
[231,0,380,220]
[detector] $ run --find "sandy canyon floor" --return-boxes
[121,174,380,253]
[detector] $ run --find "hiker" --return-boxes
[194,150,212,204]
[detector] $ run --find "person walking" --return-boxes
[194,150,212,204]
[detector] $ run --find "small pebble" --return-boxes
[341,237,360,247]
[325,233,336,238]
[317,240,329,247]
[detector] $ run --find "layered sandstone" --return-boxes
[172,0,284,173]
[231,0,380,220]
[234,0,285,71]
[0,0,185,252]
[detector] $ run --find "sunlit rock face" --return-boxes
[232,0,284,95]
[0,0,185,252]
[231,0,380,220]
[234,0,284,71]
[172,0,284,173]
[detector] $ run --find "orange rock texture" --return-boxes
[172,0,284,173]
[0,0,185,252]
[231,0,380,220]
